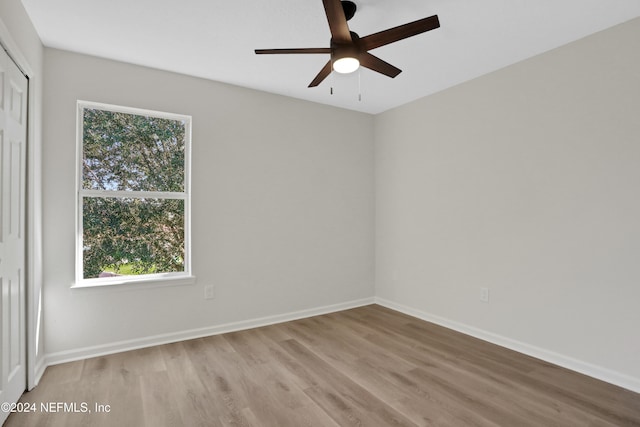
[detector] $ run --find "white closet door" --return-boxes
[0,46,28,425]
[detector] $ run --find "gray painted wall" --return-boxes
[375,18,640,386]
[42,48,374,356]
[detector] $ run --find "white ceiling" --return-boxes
[20,0,640,114]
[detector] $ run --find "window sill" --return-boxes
[71,273,196,291]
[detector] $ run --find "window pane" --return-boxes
[82,108,185,192]
[82,197,185,279]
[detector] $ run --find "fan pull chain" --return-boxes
[358,68,362,102]
[330,60,335,95]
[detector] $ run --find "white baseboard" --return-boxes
[42,295,640,394]
[44,297,375,367]
[375,297,640,394]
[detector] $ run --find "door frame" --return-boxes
[0,16,44,391]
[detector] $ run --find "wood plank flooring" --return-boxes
[5,305,640,426]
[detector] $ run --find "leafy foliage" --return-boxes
[82,108,187,279]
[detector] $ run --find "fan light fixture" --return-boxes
[332,41,360,74]
[333,57,360,73]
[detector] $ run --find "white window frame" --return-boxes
[73,100,194,289]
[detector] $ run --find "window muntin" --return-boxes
[76,101,192,287]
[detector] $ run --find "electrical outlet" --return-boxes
[480,287,489,303]
[204,285,215,300]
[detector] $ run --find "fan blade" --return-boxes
[359,15,440,51]
[255,48,331,55]
[359,52,401,78]
[308,61,333,87]
[322,0,351,43]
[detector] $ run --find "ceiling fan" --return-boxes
[255,0,440,88]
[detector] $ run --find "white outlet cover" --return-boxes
[480,287,490,303]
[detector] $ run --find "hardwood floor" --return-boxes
[6,305,640,426]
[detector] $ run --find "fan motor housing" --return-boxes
[331,38,360,64]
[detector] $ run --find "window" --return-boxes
[75,101,193,287]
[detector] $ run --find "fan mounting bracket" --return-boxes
[342,1,357,21]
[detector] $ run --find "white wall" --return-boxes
[0,0,45,388]
[375,17,640,389]
[43,49,374,358]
